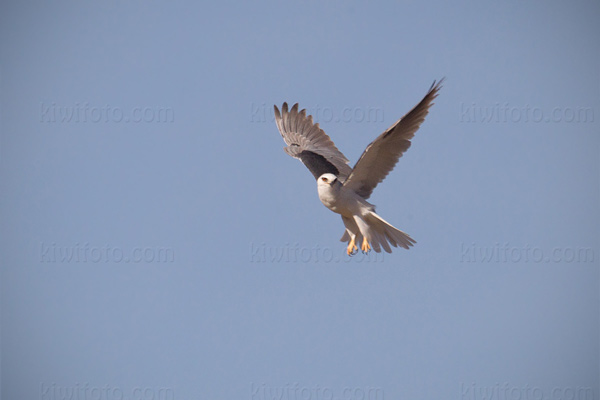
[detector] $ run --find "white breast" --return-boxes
[317,183,339,212]
[317,181,366,217]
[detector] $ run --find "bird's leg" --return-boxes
[347,237,358,256]
[361,237,371,253]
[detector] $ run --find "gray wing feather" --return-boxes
[343,79,444,199]
[274,102,352,181]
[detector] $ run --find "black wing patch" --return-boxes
[297,150,340,180]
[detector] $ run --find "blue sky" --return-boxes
[1,0,599,399]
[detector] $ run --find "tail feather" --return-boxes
[339,212,415,253]
[373,228,392,253]
[367,211,416,251]
[369,229,383,253]
[340,231,350,242]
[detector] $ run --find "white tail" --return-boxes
[367,211,416,252]
[341,211,416,253]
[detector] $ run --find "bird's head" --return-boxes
[318,173,338,187]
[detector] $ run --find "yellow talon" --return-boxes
[361,237,371,253]
[347,238,358,256]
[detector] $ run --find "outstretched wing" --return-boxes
[343,79,444,199]
[274,102,352,181]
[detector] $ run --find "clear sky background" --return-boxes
[1,1,599,399]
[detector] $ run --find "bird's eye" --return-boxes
[321,177,327,182]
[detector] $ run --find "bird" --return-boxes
[273,79,443,255]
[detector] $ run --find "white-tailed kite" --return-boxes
[274,79,443,255]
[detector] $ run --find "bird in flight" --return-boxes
[273,79,443,255]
